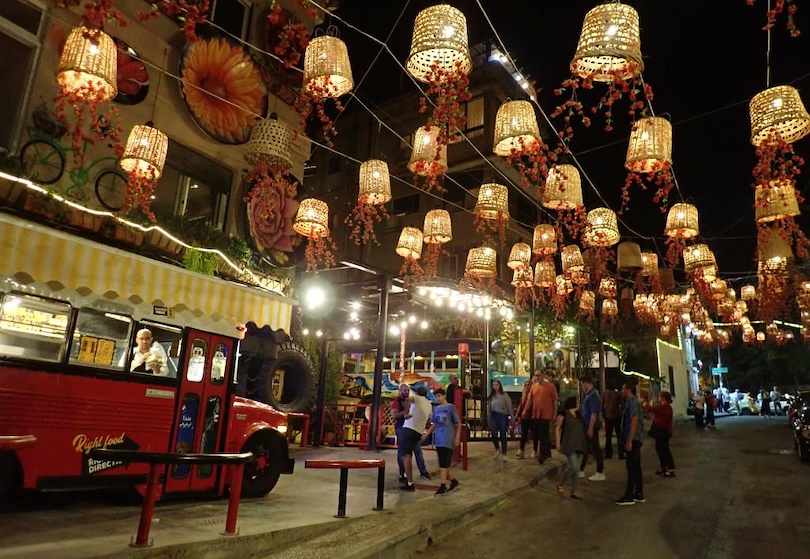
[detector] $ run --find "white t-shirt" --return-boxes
[403,394,432,434]
[130,341,169,376]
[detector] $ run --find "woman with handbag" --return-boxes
[643,391,676,477]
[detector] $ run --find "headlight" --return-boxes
[277,425,288,434]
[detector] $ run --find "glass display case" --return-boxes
[0,293,71,362]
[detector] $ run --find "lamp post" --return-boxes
[367,274,390,452]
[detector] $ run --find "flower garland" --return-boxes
[411,154,446,194]
[399,255,424,290]
[421,242,445,279]
[505,137,559,200]
[747,0,800,37]
[122,167,159,221]
[345,199,389,246]
[138,1,211,43]
[621,163,676,214]
[295,78,345,148]
[473,211,508,248]
[266,1,312,68]
[418,60,472,147]
[556,206,588,243]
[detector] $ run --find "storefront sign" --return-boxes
[73,432,140,475]
[153,305,175,318]
[711,366,728,376]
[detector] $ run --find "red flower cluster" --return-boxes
[418,60,472,147]
[266,3,311,69]
[747,0,800,37]
[77,0,128,30]
[304,234,337,274]
[138,1,211,43]
[345,200,389,246]
[295,77,345,148]
[505,137,559,200]
[621,162,675,214]
[473,212,508,248]
[122,167,159,221]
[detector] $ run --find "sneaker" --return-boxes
[400,483,415,492]
[398,476,407,485]
[633,494,646,503]
[578,472,586,479]
[434,485,448,496]
[588,473,606,482]
[530,451,537,459]
[420,472,431,481]
[662,471,676,478]
[449,479,460,492]
[614,495,636,506]
[516,450,524,459]
[501,454,508,462]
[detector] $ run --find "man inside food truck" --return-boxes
[130,328,169,376]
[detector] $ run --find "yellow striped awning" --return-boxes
[0,213,294,335]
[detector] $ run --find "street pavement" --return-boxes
[414,415,810,559]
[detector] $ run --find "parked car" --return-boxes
[792,401,810,461]
[787,391,810,429]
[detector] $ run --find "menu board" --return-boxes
[77,335,116,366]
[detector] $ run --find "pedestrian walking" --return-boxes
[579,376,605,481]
[643,391,676,477]
[399,385,433,492]
[515,379,536,458]
[391,384,430,484]
[705,390,716,429]
[693,390,705,429]
[422,388,461,496]
[760,388,772,418]
[556,396,587,500]
[770,386,781,415]
[488,380,512,461]
[615,382,645,506]
[521,370,558,464]
[603,381,625,459]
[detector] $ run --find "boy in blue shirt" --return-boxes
[422,388,461,496]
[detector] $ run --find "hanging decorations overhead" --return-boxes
[622,116,675,212]
[570,2,644,82]
[617,242,642,272]
[422,209,453,277]
[119,123,168,220]
[474,183,510,246]
[464,246,497,278]
[561,244,585,273]
[507,242,532,270]
[755,181,801,223]
[543,164,587,239]
[493,100,541,156]
[583,208,621,247]
[408,125,448,193]
[664,202,700,267]
[533,224,558,256]
[397,226,424,283]
[57,26,118,103]
[293,198,337,273]
[683,244,717,282]
[749,85,810,146]
[345,159,392,246]
[245,113,294,170]
[534,260,556,288]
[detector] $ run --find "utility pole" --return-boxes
[367,274,390,452]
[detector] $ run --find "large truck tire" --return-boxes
[255,342,317,414]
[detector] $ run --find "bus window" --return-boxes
[186,338,207,382]
[68,308,132,370]
[0,293,70,363]
[131,321,183,378]
[210,343,227,385]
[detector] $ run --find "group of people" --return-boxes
[694,386,784,419]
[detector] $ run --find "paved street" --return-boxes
[415,416,810,559]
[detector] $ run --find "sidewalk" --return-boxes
[0,440,563,559]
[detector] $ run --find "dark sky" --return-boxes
[331,0,810,281]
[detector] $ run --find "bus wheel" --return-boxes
[256,342,317,414]
[240,431,284,498]
[0,451,22,501]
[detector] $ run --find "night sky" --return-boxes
[328,0,810,283]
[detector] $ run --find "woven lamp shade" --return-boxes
[423,209,452,244]
[617,242,642,271]
[556,274,573,296]
[358,159,392,205]
[570,2,643,82]
[408,126,448,176]
[683,244,717,277]
[749,85,810,146]
[584,208,620,247]
[710,279,728,301]
[561,244,585,272]
[57,26,117,101]
[396,227,424,260]
[625,117,672,173]
[532,224,557,255]
[475,183,510,221]
[535,260,556,287]
[466,246,497,278]
[120,124,168,179]
[406,4,472,83]
[641,252,658,277]
[602,298,618,317]
[507,242,532,270]
[303,35,354,98]
[245,114,293,169]
[741,285,757,301]
[543,164,583,210]
[493,100,540,156]
[755,181,801,223]
[664,203,700,239]
[758,229,793,262]
[511,266,534,288]
[579,290,596,313]
[293,198,330,239]
[598,277,617,298]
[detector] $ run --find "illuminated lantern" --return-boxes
[641,252,658,277]
[120,123,168,179]
[625,117,672,173]
[465,246,497,278]
[570,1,643,82]
[602,298,618,318]
[561,244,585,273]
[423,209,453,244]
[664,203,699,239]
[408,126,448,176]
[507,242,532,270]
[534,260,556,288]
[583,208,620,247]
[511,266,534,288]
[755,181,801,223]
[358,159,392,205]
[396,227,423,260]
[598,277,617,298]
[57,26,117,101]
[579,290,596,313]
[303,33,354,98]
[406,3,472,82]
[749,85,810,146]
[293,198,330,239]
[493,100,540,156]
[543,164,583,210]
[475,183,510,221]
[533,224,557,255]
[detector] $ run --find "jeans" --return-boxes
[604,417,624,458]
[695,409,705,429]
[706,405,715,426]
[536,418,552,461]
[396,424,427,477]
[624,439,643,497]
[490,411,509,455]
[654,433,675,471]
[580,423,604,473]
[560,453,580,494]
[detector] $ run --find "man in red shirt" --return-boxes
[521,369,559,464]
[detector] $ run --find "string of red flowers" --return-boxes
[266,1,312,68]
[621,163,676,214]
[345,199,389,246]
[399,255,424,290]
[138,1,211,43]
[58,0,128,29]
[122,167,159,221]
[302,229,336,274]
[295,78,345,148]
[421,243,445,279]
[411,157,446,194]
[473,212,509,248]
[556,207,588,243]
[505,137,559,200]
[419,60,472,148]
[747,0,800,37]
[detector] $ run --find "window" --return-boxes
[133,321,183,378]
[211,0,251,40]
[0,0,44,151]
[391,193,419,215]
[463,97,485,137]
[68,308,133,371]
[0,293,70,363]
[186,337,208,382]
[153,141,232,230]
[211,342,228,384]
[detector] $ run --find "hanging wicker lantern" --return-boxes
[532,224,557,255]
[120,123,168,179]
[570,2,643,82]
[664,203,699,239]
[408,126,448,176]
[641,252,658,277]
[57,26,117,101]
[245,113,293,169]
[625,117,672,173]
[735,299,749,315]
[303,33,354,98]
[293,198,330,239]
[511,265,534,288]
[543,164,583,210]
[755,181,801,223]
[423,209,452,244]
[584,208,620,247]
[758,229,793,262]
[465,246,497,278]
[358,159,392,205]
[579,290,596,313]
[406,3,472,83]
[535,260,556,287]
[569,268,590,285]
[741,284,756,301]
[475,183,509,221]
[602,298,618,318]
[556,274,573,296]
[493,100,540,156]
[507,242,532,270]
[749,85,810,146]
[756,331,766,343]
[710,279,728,301]
[598,277,617,298]
[683,244,717,280]
[617,242,642,271]
[561,244,585,272]
[396,227,424,260]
